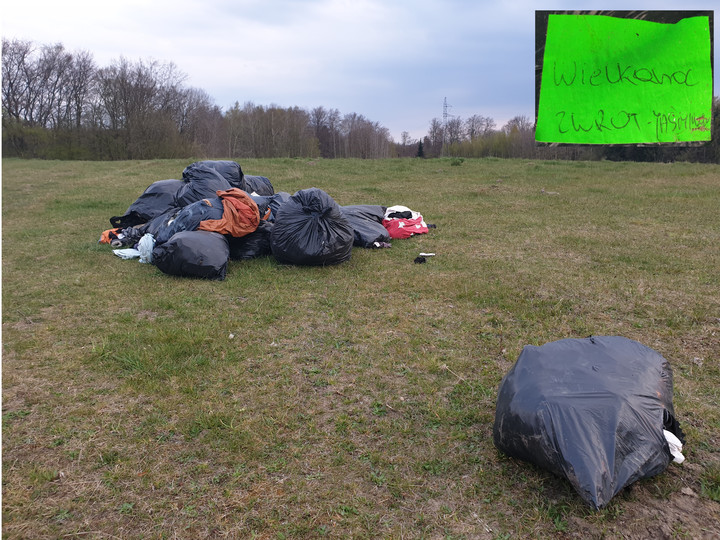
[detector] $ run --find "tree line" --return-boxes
[1,39,391,160]
[3,38,718,163]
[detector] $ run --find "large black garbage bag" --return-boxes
[154,197,224,245]
[182,160,244,189]
[152,230,229,280]
[110,179,184,228]
[340,205,390,247]
[270,188,354,266]
[243,174,274,196]
[176,164,232,207]
[228,221,274,260]
[493,335,683,509]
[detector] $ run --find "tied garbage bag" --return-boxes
[243,174,274,196]
[175,164,232,207]
[340,205,390,248]
[110,179,184,228]
[182,160,244,190]
[270,188,354,266]
[152,230,229,280]
[228,221,273,260]
[492,335,684,509]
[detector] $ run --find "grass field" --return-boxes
[2,157,720,539]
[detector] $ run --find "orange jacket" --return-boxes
[197,188,260,237]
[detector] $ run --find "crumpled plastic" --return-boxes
[664,430,685,464]
[113,248,141,260]
[112,233,156,264]
[137,234,156,264]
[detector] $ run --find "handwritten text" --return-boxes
[553,61,697,87]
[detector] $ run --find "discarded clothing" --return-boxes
[155,197,224,245]
[99,228,123,245]
[382,205,429,239]
[197,188,261,238]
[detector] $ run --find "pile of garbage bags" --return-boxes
[102,160,431,280]
[493,335,686,509]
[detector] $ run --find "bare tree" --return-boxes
[64,50,96,129]
[400,131,415,146]
[502,115,535,159]
[502,115,534,134]
[445,116,464,145]
[426,118,444,157]
[2,39,34,122]
[326,108,341,158]
[465,114,496,140]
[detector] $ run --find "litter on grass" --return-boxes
[100,160,434,279]
[493,335,685,509]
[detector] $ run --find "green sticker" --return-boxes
[536,14,712,144]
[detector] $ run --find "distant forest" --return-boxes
[3,39,719,163]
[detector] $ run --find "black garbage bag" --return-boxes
[228,220,274,260]
[340,205,390,248]
[154,196,224,245]
[182,160,244,189]
[110,179,184,228]
[270,188,354,266]
[139,207,179,238]
[176,164,232,207]
[493,335,684,509]
[250,192,292,223]
[243,174,274,196]
[152,230,229,280]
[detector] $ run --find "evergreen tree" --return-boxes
[416,139,424,158]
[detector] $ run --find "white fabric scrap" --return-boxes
[664,430,685,464]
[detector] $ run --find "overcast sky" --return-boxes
[2,1,717,141]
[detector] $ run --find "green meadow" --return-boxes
[3,157,719,539]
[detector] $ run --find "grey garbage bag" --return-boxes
[493,335,684,509]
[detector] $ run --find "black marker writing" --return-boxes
[556,110,640,134]
[553,61,697,87]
